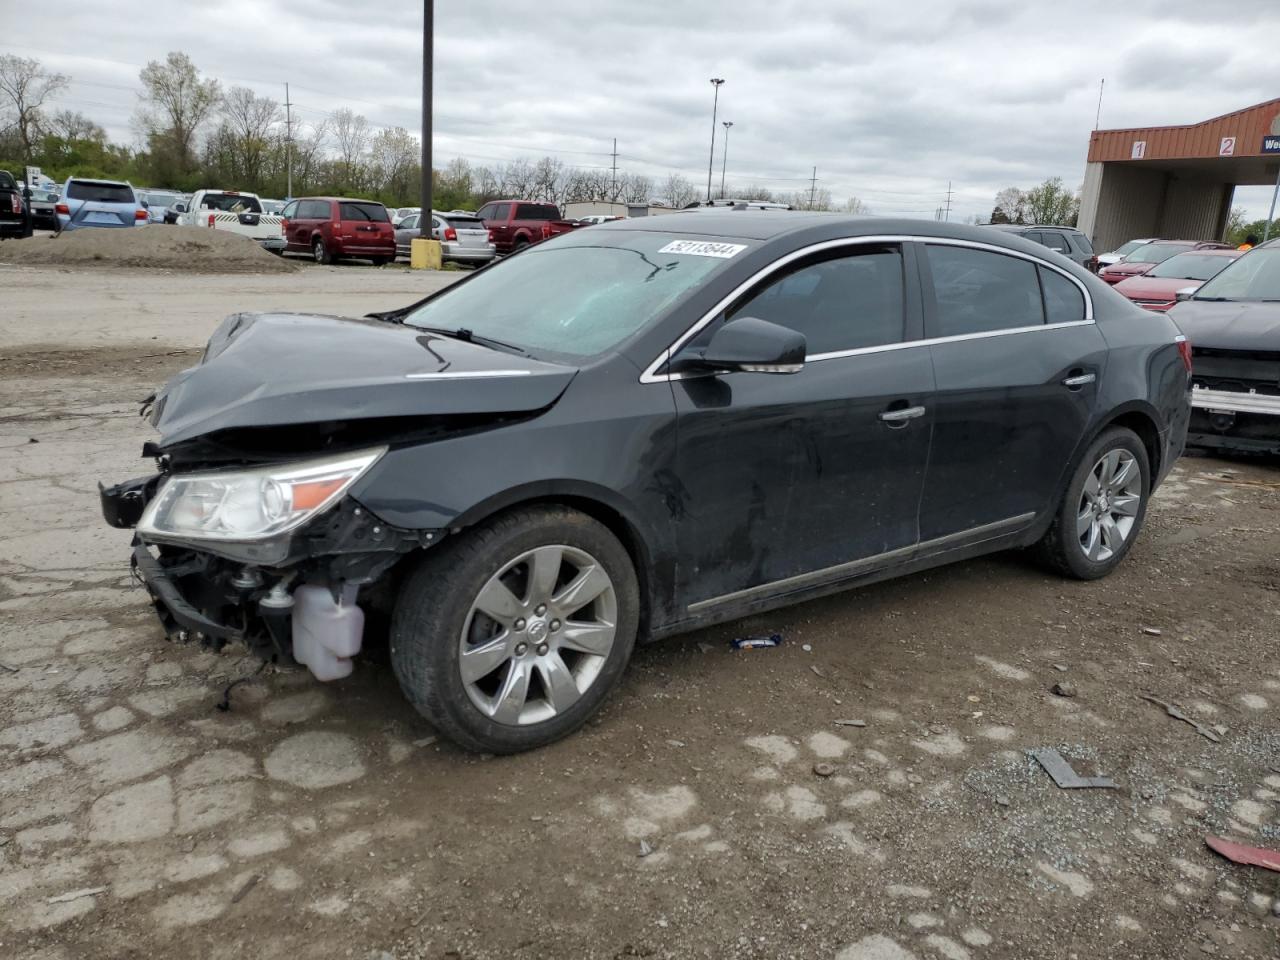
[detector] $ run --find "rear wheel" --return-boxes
[390,506,639,753]
[312,237,332,264]
[513,237,530,252]
[1034,426,1149,580]
[372,256,393,266]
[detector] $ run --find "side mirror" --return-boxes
[1175,286,1198,302]
[174,203,187,213]
[690,316,806,374]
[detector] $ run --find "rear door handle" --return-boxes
[879,405,926,424]
[1062,372,1096,388]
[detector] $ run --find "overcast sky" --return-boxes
[6,0,1279,222]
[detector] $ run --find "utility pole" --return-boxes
[706,78,724,202]
[1095,78,1105,131]
[283,82,294,199]
[611,137,618,203]
[943,181,954,222]
[719,121,732,199]
[808,167,818,209]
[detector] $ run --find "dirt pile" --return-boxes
[0,224,299,274]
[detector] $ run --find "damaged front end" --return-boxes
[104,448,436,680]
[1189,347,1280,454]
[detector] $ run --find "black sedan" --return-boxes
[101,213,1192,753]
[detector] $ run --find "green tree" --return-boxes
[1022,177,1079,225]
[136,52,221,186]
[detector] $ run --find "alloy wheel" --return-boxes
[1076,449,1142,562]
[458,544,618,726]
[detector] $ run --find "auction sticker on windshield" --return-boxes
[657,240,748,258]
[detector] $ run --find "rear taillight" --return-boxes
[487,229,495,243]
[1176,335,1193,373]
[135,209,149,221]
[208,213,216,228]
[10,194,21,214]
[444,226,457,241]
[281,220,288,235]
[540,223,552,240]
[55,202,69,215]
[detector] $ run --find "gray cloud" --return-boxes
[8,0,1280,219]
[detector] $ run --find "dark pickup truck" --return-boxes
[475,199,579,254]
[0,170,31,240]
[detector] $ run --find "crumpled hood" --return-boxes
[150,312,577,447]
[1170,300,1280,353]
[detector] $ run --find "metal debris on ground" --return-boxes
[1051,682,1077,698]
[834,719,867,728]
[47,886,107,904]
[638,839,653,858]
[813,762,836,777]
[730,633,783,650]
[666,739,686,748]
[810,665,826,678]
[231,874,261,904]
[1030,748,1118,789]
[1141,627,1163,636]
[1052,663,1069,672]
[801,643,812,652]
[1139,695,1222,743]
[1204,836,1280,873]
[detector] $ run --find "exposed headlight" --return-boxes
[138,448,385,542]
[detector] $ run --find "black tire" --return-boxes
[513,237,530,252]
[390,506,639,754]
[312,237,332,265]
[1034,426,1150,580]
[372,256,393,266]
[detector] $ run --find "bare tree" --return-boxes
[500,158,535,198]
[330,108,371,188]
[657,173,699,208]
[990,187,1026,224]
[216,86,281,184]
[48,109,105,143]
[289,120,328,191]
[137,52,221,178]
[0,55,69,162]
[842,196,871,214]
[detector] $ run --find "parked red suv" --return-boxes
[475,200,580,254]
[281,197,396,264]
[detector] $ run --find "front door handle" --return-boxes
[1062,372,1096,388]
[878,405,926,424]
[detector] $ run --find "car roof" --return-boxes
[596,210,1058,244]
[294,196,385,204]
[66,177,131,186]
[1167,248,1242,257]
[986,223,1081,232]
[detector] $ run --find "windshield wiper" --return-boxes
[413,326,528,356]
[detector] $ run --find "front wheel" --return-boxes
[1034,426,1150,580]
[312,238,332,264]
[390,506,639,753]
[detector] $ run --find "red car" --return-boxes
[475,200,580,255]
[1098,240,1232,285]
[280,197,396,265]
[1113,248,1244,311]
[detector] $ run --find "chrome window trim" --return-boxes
[639,234,1095,384]
[404,369,532,380]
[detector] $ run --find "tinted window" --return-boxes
[516,203,559,220]
[198,192,262,213]
[490,202,511,221]
[1148,253,1236,281]
[1193,248,1280,301]
[476,203,494,219]
[727,247,905,355]
[447,215,486,229]
[281,201,297,219]
[1126,242,1192,264]
[1023,231,1044,245]
[400,214,418,230]
[300,200,330,219]
[339,202,389,222]
[404,232,745,360]
[1071,231,1094,254]
[0,171,16,190]
[1039,268,1086,324]
[1039,231,1070,253]
[927,245,1044,336]
[67,180,135,204]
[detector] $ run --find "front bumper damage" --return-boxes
[1189,385,1280,454]
[104,475,437,680]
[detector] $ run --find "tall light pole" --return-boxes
[419,0,434,238]
[706,78,724,202]
[719,121,733,199]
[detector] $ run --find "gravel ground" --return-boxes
[1,265,1278,960]
[0,226,300,274]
